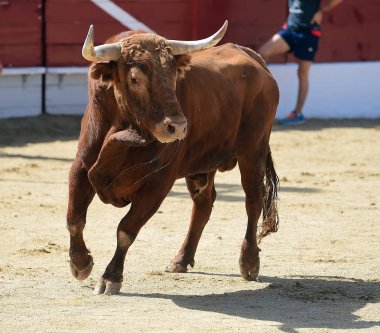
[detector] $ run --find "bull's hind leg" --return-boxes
[166,171,216,273]
[238,145,279,280]
[237,151,266,281]
[67,155,95,280]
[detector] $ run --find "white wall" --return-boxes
[0,68,44,118]
[269,62,380,119]
[0,62,379,119]
[46,67,88,115]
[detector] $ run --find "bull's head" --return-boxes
[82,21,228,144]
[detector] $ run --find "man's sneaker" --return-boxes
[280,111,305,126]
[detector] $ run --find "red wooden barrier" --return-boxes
[45,0,193,66]
[0,0,379,67]
[0,0,42,67]
[318,0,380,61]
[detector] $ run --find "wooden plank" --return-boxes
[0,0,42,67]
[195,0,286,63]
[0,2,42,24]
[0,45,42,67]
[45,0,192,66]
[45,0,190,32]
[2,0,378,67]
[317,0,380,62]
[0,26,41,46]
[46,45,87,67]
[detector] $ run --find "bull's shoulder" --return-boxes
[192,43,266,71]
[184,42,278,106]
[216,43,277,88]
[230,44,268,69]
[76,109,106,169]
[190,43,271,84]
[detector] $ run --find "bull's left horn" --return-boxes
[82,25,121,62]
[167,20,228,55]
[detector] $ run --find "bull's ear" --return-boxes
[89,62,117,82]
[175,54,191,78]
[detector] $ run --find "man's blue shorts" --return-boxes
[278,24,321,61]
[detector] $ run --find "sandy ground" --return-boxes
[0,115,379,333]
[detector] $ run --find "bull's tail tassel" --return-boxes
[258,147,279,243]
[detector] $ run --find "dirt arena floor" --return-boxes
[0,115,379,332]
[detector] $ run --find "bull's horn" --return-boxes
[167,20,228,55]
[82,25,121,62]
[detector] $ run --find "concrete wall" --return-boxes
[45,68,88,115]
[1,62,379,119]
[271,62,380,119]
[0,68,44,118]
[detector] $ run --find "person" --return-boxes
[258,0,344,125]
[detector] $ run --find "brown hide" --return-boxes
[68,33,279,292]
[78,42,278,207]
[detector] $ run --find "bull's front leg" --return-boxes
[67,154,96,280]
[166,171,216,273]
[94,178,174,295]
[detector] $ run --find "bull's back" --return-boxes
[176,43,278,176]
[179,43,276,130]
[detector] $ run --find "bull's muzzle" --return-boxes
[166,119,187,138]
[155,117,188,143]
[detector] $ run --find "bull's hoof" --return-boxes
[239,257,260,281]
[165,262,188,273]
[165,259,194,273]
[93,278,122,295]
[70,255,94,281]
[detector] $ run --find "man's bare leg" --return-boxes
[258,34,290,62]
[295,60,312,114]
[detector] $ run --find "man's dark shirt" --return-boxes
[287,0,321,30]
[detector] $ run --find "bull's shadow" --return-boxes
[124,275,379,333]
[169,182,322,202]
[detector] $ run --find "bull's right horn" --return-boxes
[167,20,228,55]
[82,25,121,62]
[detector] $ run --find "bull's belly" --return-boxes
[179,149,238,177]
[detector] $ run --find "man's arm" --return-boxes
[312,0,344,25]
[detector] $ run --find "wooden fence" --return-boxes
[0,0,379,68]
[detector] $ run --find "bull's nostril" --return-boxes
[167,124,176,134]
[183,126,187,135]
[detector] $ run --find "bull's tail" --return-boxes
[258,147,279,243]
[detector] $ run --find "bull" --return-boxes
[67,21,279,295]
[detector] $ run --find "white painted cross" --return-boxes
[90,0,155,33]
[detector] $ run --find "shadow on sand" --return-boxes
[122,275,379,332]
[272,118,380,132]
[1,115,379,148]
[168,182,321,202]
[0,115,82,147]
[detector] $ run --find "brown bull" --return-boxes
[67,21,280,295]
